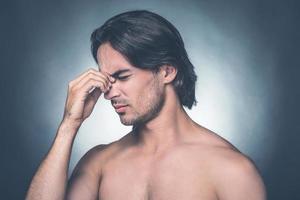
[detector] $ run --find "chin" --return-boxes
[120,120,133,126]
[119,114,136,126]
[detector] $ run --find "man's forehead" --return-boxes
[96,43,135,74]
[98,63,134,77]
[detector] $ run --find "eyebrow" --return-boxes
[110,69,131,78]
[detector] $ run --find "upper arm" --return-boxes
[66,145,106,200]
[214,152,266,200]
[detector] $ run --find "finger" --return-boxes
[80,78,110,95]
[71,68,110,86]
[88,86,96,94]
[97,71,113,85]
[84,87,102,117]
[75,73,110,91]
[101,71,116,83]
[70,68,98,85]
[87,87,101,101]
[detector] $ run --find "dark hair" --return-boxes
[90,10,197,109]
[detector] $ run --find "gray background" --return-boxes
[1,0,299,199]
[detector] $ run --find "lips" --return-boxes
[113,104,128,113]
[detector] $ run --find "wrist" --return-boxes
[61,117,82,128]
[58,119,81,137]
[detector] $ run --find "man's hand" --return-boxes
[63,68,114,125]
[26,67,115,200]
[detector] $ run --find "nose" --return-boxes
[104,82,120,100]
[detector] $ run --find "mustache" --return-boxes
[111,99,128,105]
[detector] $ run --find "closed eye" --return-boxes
[117,75,130,81]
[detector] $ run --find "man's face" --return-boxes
[97,43,165,126]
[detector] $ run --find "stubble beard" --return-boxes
[119,78,165,126]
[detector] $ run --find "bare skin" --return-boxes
[66,112,266,200]
[26,43,266,200]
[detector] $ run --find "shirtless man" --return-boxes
[26,10,266,200]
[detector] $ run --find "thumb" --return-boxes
[90,87,101,101]
[85,87,101,104]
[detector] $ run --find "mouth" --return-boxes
[113,104,128,113]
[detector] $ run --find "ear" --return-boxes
[160,65,177,84]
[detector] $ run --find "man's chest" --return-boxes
[98,148,217,200]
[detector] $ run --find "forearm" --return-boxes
[26,120,81,200]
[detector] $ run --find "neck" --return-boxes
[132,87,197,154]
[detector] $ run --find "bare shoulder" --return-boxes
[76,131,134,171]
[70,143,110,178]
[210,149,266,199]
[195,127,266,200]
[66,135,132,199]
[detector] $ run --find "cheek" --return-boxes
[125,77,155,104]
[116,81,141,107]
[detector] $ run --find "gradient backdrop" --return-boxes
[1,0,299,199]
